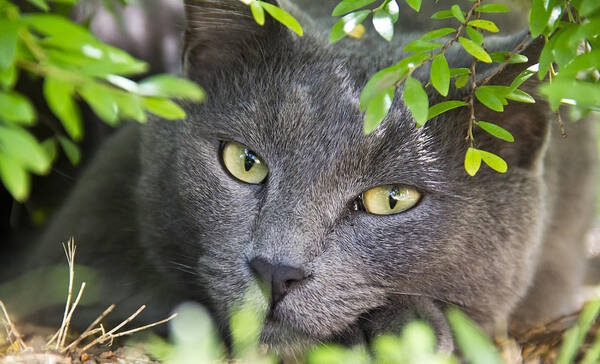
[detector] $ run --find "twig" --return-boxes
[555,110,567,138]
[478,33,532,88]
[59,282,86,348]
[62,304,116,353]
[0,300,27,350]
[110,313,178,338]
[394,1,481,88]
[466,55,479,146]
[49,238,77,349]
[81,305,147,352]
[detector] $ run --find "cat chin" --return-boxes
[259,297,454,355]
[259,316,367,357]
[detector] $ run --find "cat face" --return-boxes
[137,0,548,354]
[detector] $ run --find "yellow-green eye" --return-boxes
[222,141,268,184]
[362,185,420,215]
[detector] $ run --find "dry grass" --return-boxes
[0,238,177,363]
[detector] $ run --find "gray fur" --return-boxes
[8,0,597,356]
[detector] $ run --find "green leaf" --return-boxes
[0,19,18,70]
[106,74,139,93]
[363,87,394,134]
[475,86,505,112]
[359,53,429,110]
[551,24,580,68]
[529,0,551,38]
[475,4,510,13]
[330,10,371,43]
[506,89,535,104]
[489,51,528,64]
[43,77,83,140]
[43,42,148,77]
[331,0,377,16]
[259,2,303,36]
[114,92,146,123]
[0,64,17,90]
[559,49,600,78]
[420,27,455,41]
[250,1,265,25]
[373,9,394,41]
[385,0,399,23]
[25,0,49,11]
[41,138,57,163]
[78,83,119,126]
[447,307,504,363]
[467,20,499,32]
[142,97,186,120]
[537,40,553,80]
[0,125,51,174]
[23,14,95,44]
[466,26,484,45]
[138,74,204,101]
[558,300,600,364]
[427,100,468,120]
[558,325,582,364]
[580,0,600,16]
[57,136,81,165]
[403,39,441,53]
[477,121,514,142]
[455,74,469,88]
[480,150,508,173]
[450,68,470,77]
[509,70,535,92]
[403,76,428,126]
[464,148,482,176]
[0,152,30,202]
[404,0,421,12]
[451,4,465,23]
[539,79,600,111]
[459,37,492,63]
[431,10,453,19]
[431,54,450,96]
[581,302,600,364]
[0,91,36,125]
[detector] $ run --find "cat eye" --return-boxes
[221,141,269,184]
[361,185,421,215]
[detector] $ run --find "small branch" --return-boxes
[555,110,567,138]
[0,300,27,350]
[51,239,76,350]
[394,1,481,89]
[59,282,86,348]
[478,33,531,88]
[62,304,116,353]
[110,313,178,339]
[467,57,478,146]
[18,31,46,61]
[81,305,147,352]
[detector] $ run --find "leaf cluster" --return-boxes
[0,0,204,201]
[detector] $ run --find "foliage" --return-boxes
[0,0,204,201]
[322,0,599,176]
[140,298,600,363]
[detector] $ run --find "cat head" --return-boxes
[137,0,548,354]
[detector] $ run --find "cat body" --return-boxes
[6,0,597,355]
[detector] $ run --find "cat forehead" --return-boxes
[195,41,416,139]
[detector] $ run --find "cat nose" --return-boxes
[249,257,307,305]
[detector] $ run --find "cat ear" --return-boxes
[444,34,548,169]
[182,0,284,75]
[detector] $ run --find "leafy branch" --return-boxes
[0,0,204,201]
[331,0,599,176]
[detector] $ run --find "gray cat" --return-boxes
[6,0,598,356]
